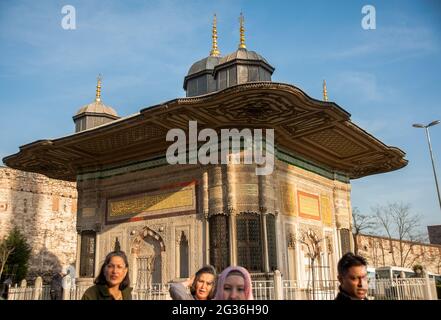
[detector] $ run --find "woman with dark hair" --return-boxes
[169,265,217,300]
[214,266,254,300]
[82,251,132,300]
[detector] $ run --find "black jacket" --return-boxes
[81,284,133,300]
[335,286,368,300]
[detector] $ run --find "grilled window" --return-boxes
[340,228,351,254]
[209,215,230,272]
[80,231,96,277]
[237,213,262,272]
[179,231,189,278]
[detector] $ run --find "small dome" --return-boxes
[75,100,118,117]
[219,48,269,65]
[187,56,222,76]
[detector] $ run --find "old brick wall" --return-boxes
[356,233,441,274]
[0,167,78,283]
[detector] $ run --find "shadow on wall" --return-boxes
[6,170,77,285]
[29,247,65,285]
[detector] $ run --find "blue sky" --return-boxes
[1,0,441,233]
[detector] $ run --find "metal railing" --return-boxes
[132,283,171,300]
[373,278,436,300]
[252,280,275,300]
[6,276,437,300]
[282,280,339,300]
[6,284,51,300]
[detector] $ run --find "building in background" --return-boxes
[428,225,441,245]
[356,233,441,274]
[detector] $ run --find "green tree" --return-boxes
[3,227,31,282]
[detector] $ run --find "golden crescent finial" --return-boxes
[210,14,220,57]
[96,74,102,102]
[323,80,328,102]
[239,12,246,49]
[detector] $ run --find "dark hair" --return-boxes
[94,251,130,290]
[190,265,217,300]
[337,252,367,276]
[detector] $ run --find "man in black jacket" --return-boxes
[335,252,369,300]
[50,271,64,300]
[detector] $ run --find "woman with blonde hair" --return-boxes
[169,265,217,300]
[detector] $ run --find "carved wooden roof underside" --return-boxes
[3,82,407,181]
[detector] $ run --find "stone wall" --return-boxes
[0,167,77,283]
[356,233,441,274]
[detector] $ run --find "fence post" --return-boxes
[19,279,27,300]
[274,270,283,300]
[422,273,433,300]
[62,274,72,300]
[33,277,43,300]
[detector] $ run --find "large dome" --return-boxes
[183,14,274,96]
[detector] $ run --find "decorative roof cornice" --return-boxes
[3,82,407,181]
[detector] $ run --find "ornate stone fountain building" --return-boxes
[3,16,407,288]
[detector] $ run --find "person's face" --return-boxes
[194,273,215,300]
[104,256,128,288]
[223,274,246,300]
[338,265,368,299]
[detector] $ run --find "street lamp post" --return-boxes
[413,120,441,210]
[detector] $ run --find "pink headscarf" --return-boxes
[214,266,254,300]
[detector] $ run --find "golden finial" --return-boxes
[210,14,220,57]
[95,74,102,102]
[323,80,328,102]
[239,12,246,49]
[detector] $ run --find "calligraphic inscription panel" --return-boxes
[297,191,320,221]
[281,183,296,216]
[107,183,195,222]
[320,195,332,226]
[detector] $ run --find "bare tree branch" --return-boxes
[0,238,15,279]
[296,229,324,300]
[371,202,426,267]
[352,207,375,254]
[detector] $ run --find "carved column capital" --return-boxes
[227,206,236,215]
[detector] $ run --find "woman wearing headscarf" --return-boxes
[214,266,254,300]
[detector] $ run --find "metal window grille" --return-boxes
[209,215,230,272]
[79,231,96,277]
[237,213,262,272]
[340,228,351,254]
